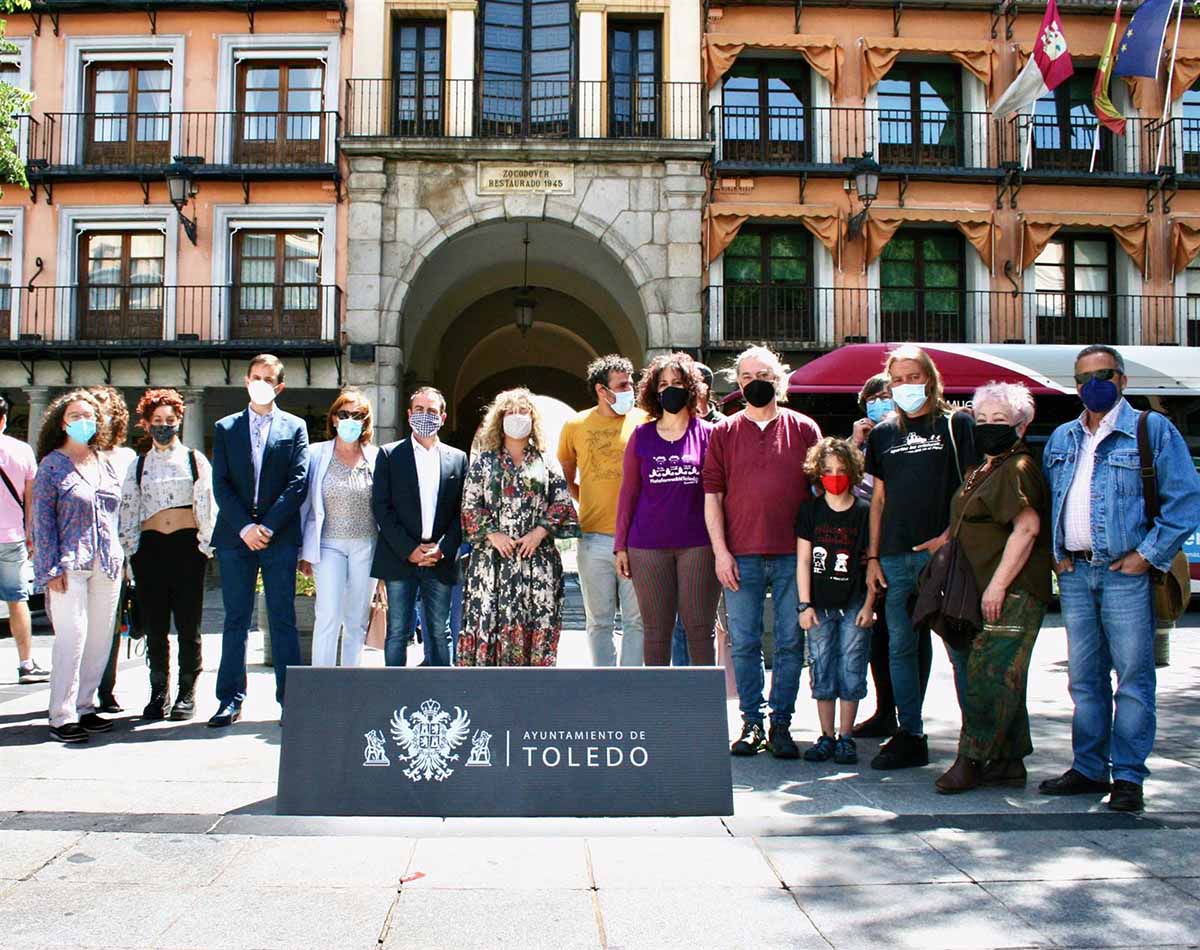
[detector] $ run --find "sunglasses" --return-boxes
[336,409,368,421]
[1074,368,1119,386]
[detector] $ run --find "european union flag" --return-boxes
[1113,0,1178,78]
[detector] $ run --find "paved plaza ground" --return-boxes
[1,586,1198,949]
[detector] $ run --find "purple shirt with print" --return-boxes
[31,449,123,586]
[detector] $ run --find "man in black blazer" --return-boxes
[372,386,467,666]
[209,354,310,726]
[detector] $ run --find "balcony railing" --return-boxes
[703,284,1189,347]
[0,284,341,346]
[1011,113,1165,175]
[27,112,339,173]
[344,78,705,141]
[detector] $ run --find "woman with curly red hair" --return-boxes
[118,388,216,721]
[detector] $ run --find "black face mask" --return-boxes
[742,379,776,408]
[150,424,178,445]
[659,386,689,415]
[974,423,1019,457]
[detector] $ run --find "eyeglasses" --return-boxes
[336,409,368,421]
[1074,368,1119,386]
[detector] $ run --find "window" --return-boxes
[1181,80,1200,174]
[77,231,165,340]
[723,226,814,342]
[880,230,965,341]
[1033,235,1115,344]
[479,0,574,137]
[721,61,808,163]
[0,232,11,318]
[392,21,444,136]
[1032,71,1110,172]
[876,64,962,168]
[235,61,326,165]
[84,63,171,166]
[608,22,660,138]
[233,229,322,339]
[1186,255,1200,346]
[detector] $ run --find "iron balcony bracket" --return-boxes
[18,355,35,386]
[146,7,157,33]
[997,162,1022,209]
[138,353,153,385]
[178,353,192,386]
[893,0,903,37]
[97,354,113,384]
[56,355,73,385]
[794,0,803,34]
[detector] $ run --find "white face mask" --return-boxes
[247,379,277,406]
[503,413,533,440]
[607,387,635,416]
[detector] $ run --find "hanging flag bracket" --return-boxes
[997,162,1022,210]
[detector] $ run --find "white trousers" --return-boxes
[48,570,122,727]
[311,536,375,667]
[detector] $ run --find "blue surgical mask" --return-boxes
[1080,378,1120,414]
[65,419,97,445]
[866,398,894,424]
[892,383,928,415]
[608,388,635,416]
[337,418,363,443]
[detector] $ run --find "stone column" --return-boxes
[25,386,50,446]
[577,3,604,138]
[179,386,207,453]
[447,0,477,136]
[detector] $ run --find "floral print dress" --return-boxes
[458,448,579,666]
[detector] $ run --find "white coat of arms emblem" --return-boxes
[390,699,472,782]
[362,728,390,767]
[466,729,493,767]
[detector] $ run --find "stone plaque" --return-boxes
[477,162,575,195]
[277,668,733,817]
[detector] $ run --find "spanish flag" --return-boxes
[1093,2,1128,135]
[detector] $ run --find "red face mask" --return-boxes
[821,474,851,496]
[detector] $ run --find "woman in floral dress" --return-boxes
[459,388,579,666]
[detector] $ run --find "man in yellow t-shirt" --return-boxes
[558,355,647,666]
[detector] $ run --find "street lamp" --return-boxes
[165,155,201,245]
[513,223,536,336]
[847,150,882,240]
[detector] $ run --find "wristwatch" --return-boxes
[796,602,812,614]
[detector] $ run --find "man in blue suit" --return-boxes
[209,354,310,727]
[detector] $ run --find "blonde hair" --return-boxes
[884,344,950,430]
[473,387,546,454]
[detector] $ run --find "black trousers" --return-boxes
[130,529,207,696]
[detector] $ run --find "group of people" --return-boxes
[7,340,1197,813]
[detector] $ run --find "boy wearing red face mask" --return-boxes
[795,438,876,765]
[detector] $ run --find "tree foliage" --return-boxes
[0,0,33,191]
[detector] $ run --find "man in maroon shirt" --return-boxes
[703,345,821,758]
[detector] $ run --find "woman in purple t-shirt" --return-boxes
[614,353,719,666]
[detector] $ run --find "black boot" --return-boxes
[170,678,196,721]
[143,673,170,720]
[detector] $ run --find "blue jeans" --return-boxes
[671,615,690,666]
[724,554,801,725]
[807,597,871,701]
[1058,561,1157,785]
[311,537,375,667]
[386,571,453,667]
[577,531,644,666]
[879,551,932,735]
[216,541,300,707]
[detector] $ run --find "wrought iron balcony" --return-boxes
[703,284,1189,348]
[0,284,342,351]
[344,78,706,142]
[1010,113,1166,176]
[25,111,340,180]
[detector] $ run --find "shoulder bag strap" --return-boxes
[1137,410,1161,522]
[188,449,199,483]
[136,453,147,487]
[0,465,23,511]
[946,410,963,485]
[948,448,1017,539]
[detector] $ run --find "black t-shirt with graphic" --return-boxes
[795,495,871,609]
[865,411,976,556]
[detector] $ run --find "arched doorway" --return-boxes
[399,218,648,447]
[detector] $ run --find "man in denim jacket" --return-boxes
[1040,345,1200,813]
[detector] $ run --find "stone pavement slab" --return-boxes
[1080,828,1200,878]
[211,834,414,888]
[758,832,970,887]
[383,889,600,950]
[0,882,193,949]
[0,830,83,880]
[919,830,1151,883]
[587,837,780,889]
[790,881,1050,949]
[1167,877,1200,900]
[596,886,827,950]
[33,831,245,886]
[983,878,1200,947]
[403,836,590,889]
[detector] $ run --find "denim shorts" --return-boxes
[807,597,871,702]
[0,540,31,603]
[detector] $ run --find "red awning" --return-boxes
[787,344,1074,397]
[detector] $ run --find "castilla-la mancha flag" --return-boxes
[992,0,1075,116]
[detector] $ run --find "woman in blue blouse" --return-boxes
[32,390,124,744]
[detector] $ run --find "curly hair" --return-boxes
[473,387,546,454]
[585,354,634,400]
[325,387,374,443]
[636,352,706,420]
[135,388,186,423]
[804,437,865,487]
[37,389,102,461]
[87,385,129,450]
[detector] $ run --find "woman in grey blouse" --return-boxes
[299,389,380,667]
[118,389,217,721]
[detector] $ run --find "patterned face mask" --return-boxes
[410,412,442,438]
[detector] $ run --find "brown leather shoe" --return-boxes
[980,758,1027,788]
[935,756,983,795]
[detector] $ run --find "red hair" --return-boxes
[136,388,186,422]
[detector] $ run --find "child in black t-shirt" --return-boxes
[795,438,876,765]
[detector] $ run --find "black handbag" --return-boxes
[119,578,144,641]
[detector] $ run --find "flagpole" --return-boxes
[1092,0,1124,174]
[1155,0,1186,172]
[1089,123,1101,173]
